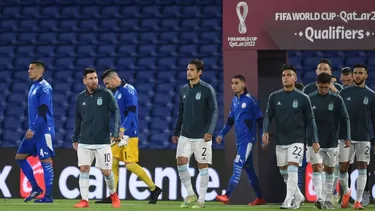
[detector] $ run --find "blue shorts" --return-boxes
[234,142,254,168]
[17,133,55,160]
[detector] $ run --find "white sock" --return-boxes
[178,165,195,196]
[79,172,89,201]
[325,173,334,202]
[286,166,298,201]
[339,172,349,194]
[356,169,367,202]
[332,164,340,193]
[104,172,116,195]
[198,168,209,203]
[321,172,326,200]
[280,169,288,184]
[312,172,323,200]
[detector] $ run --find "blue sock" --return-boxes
[16,159,39,190]
[225,163,242,197]
[297,156,307,189]
[41,162,54,197]
[244,164,262,198]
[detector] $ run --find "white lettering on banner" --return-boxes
[294,26,367,43]
[274,11,375,22]
[0,166,11,197]
[57,166,224,200]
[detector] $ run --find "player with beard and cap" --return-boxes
[338,64,375,210]
[263,64,319,209]
[303,59,343,95]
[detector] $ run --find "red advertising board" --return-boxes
[19,157,47,199]
[223,0,375,50]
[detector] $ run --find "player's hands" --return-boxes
[329,83,338,93]
[73,142,78,151]
[25,129,34,139]
[344,140,351,148]
[118,135,129,147]
[262,132,270,145]
[261,143,268,150]
[204,133,212,142]
[172,136,179,144]
[216,136,223,144]
[312,142,320,153]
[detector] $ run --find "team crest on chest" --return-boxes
[328,102,334,111]
[32,89,37,95]
[292,100,298,108]
[241,102,246,108]
[97,97,103,106]
[117,93,122,99]
[195,92,201,100]
[363,96,369,105]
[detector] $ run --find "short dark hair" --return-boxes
[341,67,352,75]
[318,58,332,69]
[317,72,332,84]
[331,74,336,79]
[83,68,96,78]
[189,59,204,72]
[353,64,368,72]
[295,82,304,90]
[233,75,246,82]
[101,68,117,80]
[281,64,297,73]
[30,60,45,69]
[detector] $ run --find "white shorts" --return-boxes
[77,144,112,170]
[275,143,304,167]
[338,140,371,164]
[307,147,337,168]
[176,136,212,164]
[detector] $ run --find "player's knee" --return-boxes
[312,163,322,172]
[102,170,111,177]
[79,165,90,172]
[40,158,52,163]
[15,154,28,160]
[197,163,208,169]
[357,161,367,169]
[176,157,188,166]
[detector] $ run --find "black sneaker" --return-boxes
[314,198,324,209]
[95,196,112,204]
[148,186,162,204]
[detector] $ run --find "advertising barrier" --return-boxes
[0,148,226,200]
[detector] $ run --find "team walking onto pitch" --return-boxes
[14,58,374,209]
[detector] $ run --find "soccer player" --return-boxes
[331,75,337,83]
[307,72,351,209]
[98,69,162,204]
[215,75,266,206]
[303,59,343,95]
[262,64,319,209]
[338,64,375,210]
[172,59,218,208]
[72,68,121,208]
[340,67,353,87]
[15,61,55,203]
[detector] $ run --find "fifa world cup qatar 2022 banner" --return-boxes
[223,0,375,50]
[0,148,227,200]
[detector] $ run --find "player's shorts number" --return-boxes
[202,147,207,157]
[292,146,302,156]
[40,149,44,157]
[364,146,370,155]
[104,153,111,162]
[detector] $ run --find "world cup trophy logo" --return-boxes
[236,1,248,34]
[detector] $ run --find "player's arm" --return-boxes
[173,89,184,136]
[107,90,120,138]
[218,108,234,137]
[302,95,319,143]
[120,90,137,133]
[338,96,351,140]
[250,97,264,139]
[72,95,82,143]
[206,85,219,135]
[263,93,274,133]
[29,86,51,134]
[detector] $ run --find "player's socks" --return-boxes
[79,172,89,201]
[126,163,156,191]
[332,164,339,194]
[339,172,349,194]
[286,165,298,201]
[325,173,334,201]
[198,168,209,203]
[225,163,242,197]
[41,162,54,197]
[177,164,195,196]
[17,159,39,189]
[244,164,262,198]
[112,158,120,189]
[104,172,116,194]
[312,172,323,199]
[280,169,288,184]
[356,169,367,202]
